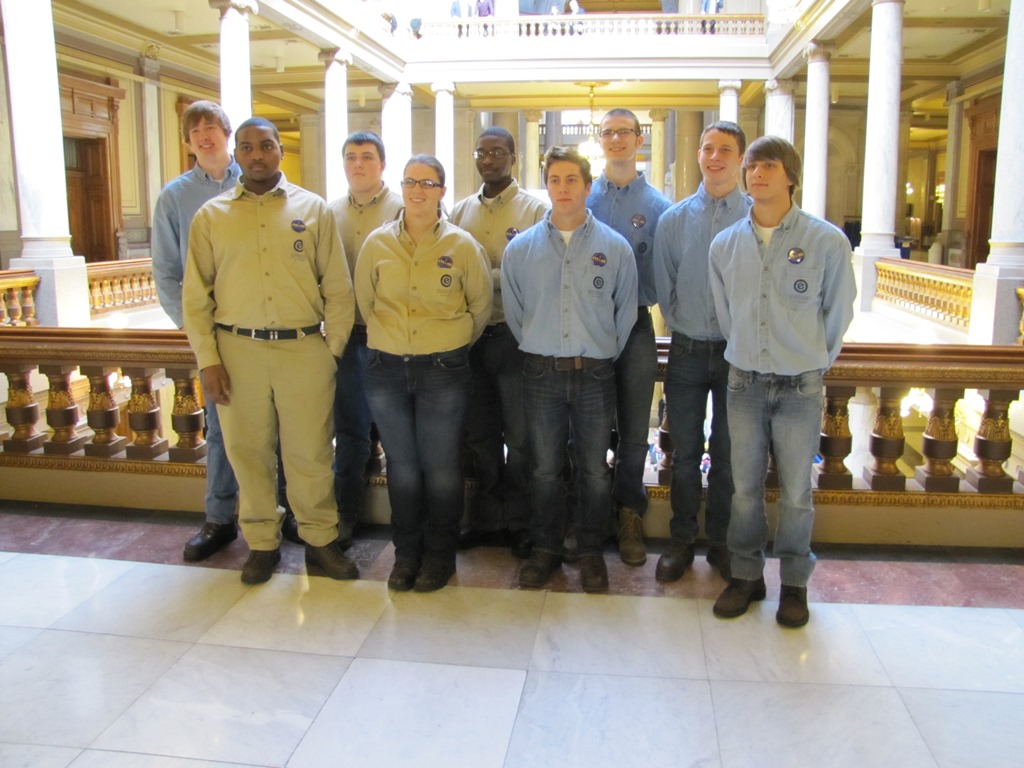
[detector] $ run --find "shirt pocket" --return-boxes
[777,264,823,310]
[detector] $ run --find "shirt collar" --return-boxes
[599,170,647,193]
[696,181,747,212]
[193,161,240,184]
[477,179,521,206]
[744,200,801,233]
[349,183,392,209]
[543,209,595,238]
[232,172,289,200]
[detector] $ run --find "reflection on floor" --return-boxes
[1,501,1023,768]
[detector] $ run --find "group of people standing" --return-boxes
[153,98,854,628]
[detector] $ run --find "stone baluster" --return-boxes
[166,368,207,462]
[965,389,1019,493]
[38,364,88,454]
[864,386,909,490]
[913,388,963,492]
[122,367,169,459]
[815,385,856,489]
[80,365,127,457]
[1,365,44,451]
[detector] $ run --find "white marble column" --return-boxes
[321,49,350,203]
[649,108,670,197]
[968,0,1024,345]
[0,47,20,267]
[674,110,703,201]
[764,79,795,143]
[524,109,543,191]
[853,0,903,312]
[432,82,456,213]
[299,114,322,195]
[139,58,164,232]
[2,0,89,325]
[379,82,413,190]
[718,80,741,124]
[803,42,833,219]
[940,81,964,255]
[209,0,255,133]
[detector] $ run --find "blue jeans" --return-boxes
[334,327,372,521]
[664,333,732,545]
[523,355,616,555]
[466,324,531,532]
[726,367,823,587]
[365,347,472,565]
[202,391,238,526]
[611,309,657,514]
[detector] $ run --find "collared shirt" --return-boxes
[585,170,670,307]
[709,203,856,375]
[328,184,403,324]
[183,174,354,369]
[354,218,493,355]
[654,182,751,341]
[501,211,638,361]
[151,162,242,328]
[450,179,549,324]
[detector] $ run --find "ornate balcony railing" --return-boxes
[0,270,40,327]
[874,258,973,332]
[85,258,160,317]
[420,14,765,41]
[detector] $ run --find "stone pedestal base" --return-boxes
[863,467,907,491]
[85,436,128,458]
[814,466,853,490]
[43,435,89,455]
[3,434,45,453]
[169,444,208,463]
[127,438,169,460]
[965,467,1015,494]
[913,466,961,492]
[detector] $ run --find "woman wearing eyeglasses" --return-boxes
[354,154,493,592]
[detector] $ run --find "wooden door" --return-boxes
[64,137,115,262]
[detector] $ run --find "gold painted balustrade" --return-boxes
[86,258,160,316]
[874,258,973,331]
[0,270,40,327]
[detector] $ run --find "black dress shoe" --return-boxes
[655,541,695,582]
[413,558,456,592]
[183,521,238,562]
[519,550,561,589]
[280,510,303,545]
[305,539,359,580]
[388,559,419,591]
[579,552,609,593]
[241,549,280,584]
[510,529,533,559]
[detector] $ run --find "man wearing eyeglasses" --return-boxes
[451,127,549,559]
[586,108,671,567]
[328,131,402,548]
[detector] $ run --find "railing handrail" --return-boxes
[876,257,974,284]
[84,258,154,279]
[0,327,194,367]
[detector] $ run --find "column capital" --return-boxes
[871,0,905,6]
[319,48,351,67]
[137,56,160,80]
[649,108,670,122]
[524,109,543,122]
[804,41,835,62]
[378,81,412,100]
[431,81,456,95]
[718,80,742,94]
[765,78,795,96]
[209,0,258,18]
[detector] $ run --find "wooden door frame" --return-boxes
[964,95,1000,270]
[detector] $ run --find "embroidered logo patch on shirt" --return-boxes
[440,274,453,288]
[291,220,307,233]
[593,276,605,289]
[638,242,648,254]
[591,252,607,267]
[506,227,520,241]
[787,247,805,264]
[794,279,808,293]
[437,255,453,269]
[294,240,304,252]
[631,214,646,228]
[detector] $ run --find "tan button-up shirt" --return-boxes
[450,179,548,324]
[183,174,354,368]
[354,218,493,355]
[329,184,403,325]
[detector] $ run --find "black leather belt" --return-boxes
[216,323,321,341]
[525,353,607,372]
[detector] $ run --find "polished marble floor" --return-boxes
[1,502,1023,768]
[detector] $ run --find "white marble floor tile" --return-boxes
[70,750,267,767]
[289,657,525,768]
[505,670,720,768]
[853,604,1024,692]
[358,585,545,669]
[1007,608,1024,632]
[0,743,80,768]
[53,562,248,642]
[0,551,17,565]
[0,625,42,660]
[701,600,891,686]
[712,680,938,768]
[0,554,136,627]
[531,592,707,679]
[899,688,1024,768]
[0,629,188,747]
[93,643,350,766]
[199,574,390,657]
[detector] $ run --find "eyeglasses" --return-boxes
[472,148,509,160]
[599,128,639,139]
[400,178,443,189]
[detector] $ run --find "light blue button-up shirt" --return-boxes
[654,182,751,341]
[152,162,241,328]
[586,171,670,308]
[709,203,856,375]
[501,211,638,361]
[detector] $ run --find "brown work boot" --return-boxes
[655,541,695,582]
[241,549,280,584]
[776,585,810,628]
[617,507,647,566]
[579,552,609,593]
[712,576,767,618]
[305,538,359,580]
[519,550,562,589]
